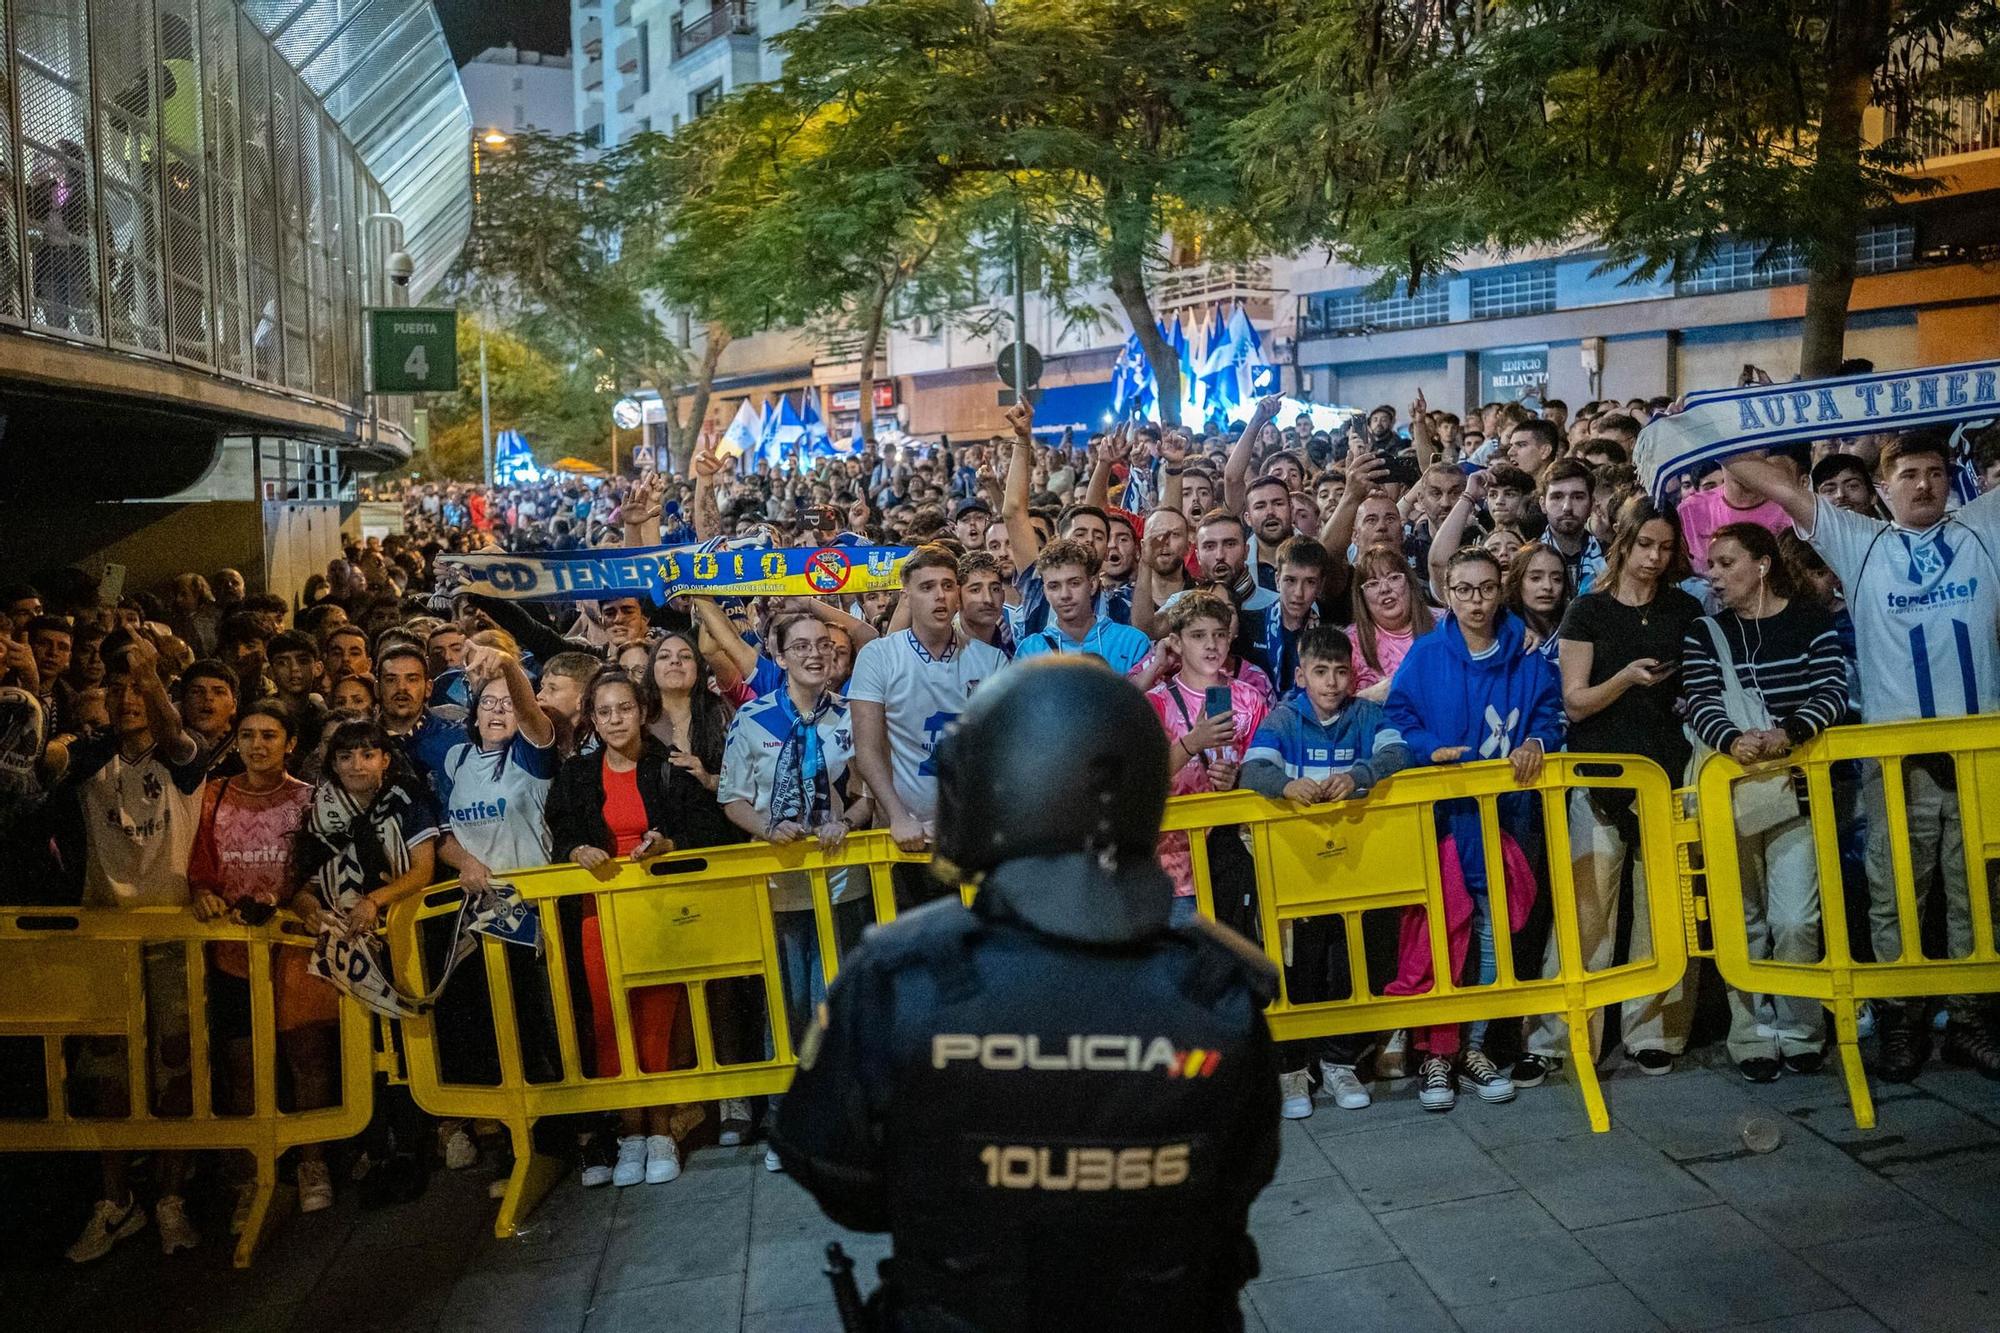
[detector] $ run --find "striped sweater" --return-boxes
[1681,601,1849,753]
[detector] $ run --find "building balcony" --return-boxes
[580,16,602,54]
[615,36,641,73]
[581,56,604,90]
[614,0,635,25]
[577,0,600,8]
[1888,92,2000,161]
[673,3,756,60]
[1154,261,1277,314]
[618,81,642,113]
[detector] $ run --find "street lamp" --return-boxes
[471,130,513,485]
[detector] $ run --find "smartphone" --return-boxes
[1203,685,1234,719]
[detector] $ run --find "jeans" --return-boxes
[1723,811,1826,1061]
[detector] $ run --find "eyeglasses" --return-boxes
[1360,577,1403,594]
[593,702,640,720]
[476,696,515,713]
[783,640,833,659]
[1448,582,1501,601]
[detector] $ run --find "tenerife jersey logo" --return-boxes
[933,1033,1221,1078]
[1904,531,1955,584]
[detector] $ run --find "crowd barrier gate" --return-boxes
[0,908,375,1265]
[389,755,1686,1238]
[1695,714,2000,1129]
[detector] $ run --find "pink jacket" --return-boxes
[1384,831,1538,998]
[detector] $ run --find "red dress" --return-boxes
[580,757,682,1076]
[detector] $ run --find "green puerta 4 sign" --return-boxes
[369,308,458,393]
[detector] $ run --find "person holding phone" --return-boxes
[1518,498,1702,1085]
[1147,593,1270,924]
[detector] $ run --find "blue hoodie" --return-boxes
[1385,612,1565,892]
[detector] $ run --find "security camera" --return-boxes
[386,251,414,288]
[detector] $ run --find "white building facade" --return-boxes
[461,46,576,138]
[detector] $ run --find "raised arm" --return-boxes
[1223,396,1282,514]
[1427,470,1488,602]
[1000,400,1043,566]
[1408,388,1436,472]
[1722,453,1816,529]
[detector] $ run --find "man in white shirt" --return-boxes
[1726,429,2000,1081]
[848,545,1006,906]
[64,633,207,1263]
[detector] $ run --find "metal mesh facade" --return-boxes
[0,0,470,418]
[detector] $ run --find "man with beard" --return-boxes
[1129,508,1194,637]
[1241,477,1293,589]
[376,643,461,795]
[1535,458,1606,595]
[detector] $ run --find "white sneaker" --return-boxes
[717,1097,752,1147]
[441,1123,478,1170]
[764,1147,783,1173]
[156,1194,200,1255]
[644,1134,681,1184]
[1279,1069,1313,1119]
[1460,1049,1517,1104]
[580,1161,613,1188]
[1417,1056,1457,1112]
[298,1160,334,1214]
[66,1197,146,1264]
[1318,1061,1372,1110]
[611,1135,647,1187]
[1378,1029,1410,1080]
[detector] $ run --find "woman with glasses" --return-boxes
[1386,547,1564,1112]
[547,668,701,1190]
[1519,498,1702,1086]
[1347,544,1436,702]
[719,611,875,1170]
[430,644,564,1166]
[189,700,333,1223]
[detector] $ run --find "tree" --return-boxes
[755,0,1279,425]
[410,316,613,481]
[1243,0,2000,377]
[449,131,697,466]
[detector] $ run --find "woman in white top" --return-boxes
[432,645,563,1165]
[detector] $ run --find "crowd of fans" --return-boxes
[6,363,1999,1267]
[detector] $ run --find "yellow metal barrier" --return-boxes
[1698,715,2000,1130]
[386,837,927,1238]
[1166,753,1685,1133]
[0,907,375,1266]
[394,755,1688,1238]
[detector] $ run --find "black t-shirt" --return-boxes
[1558,586,1703,774]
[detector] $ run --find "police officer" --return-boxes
[771,658,1280,1332]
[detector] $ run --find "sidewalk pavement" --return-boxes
[6,1047,1998,1332]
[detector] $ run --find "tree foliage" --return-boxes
[1241,0,2000,375]
[407,316,613,482]
[673,0,1282,425]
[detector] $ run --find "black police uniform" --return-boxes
[771,659,1281,1332]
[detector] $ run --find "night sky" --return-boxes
[437,0,571,64]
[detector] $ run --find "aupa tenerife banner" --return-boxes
[439,542,913,602]
[1636,359,2000,497]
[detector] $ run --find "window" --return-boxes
[1469,264,1556,319]
[1298,279,1449,336]
[1675,224,1915,296]
[692,80,724,118]
[637,21,651,93]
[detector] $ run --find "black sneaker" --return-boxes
[1875,1025,1930,1083]
[1942,1024,2000,1080]
[1781,1050,1825,1076]
[1738,1058,1781,1084]
[1631,1049,1674,1076]
[1509,1054,1561,1088]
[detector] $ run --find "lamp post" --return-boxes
[473,130,511,485]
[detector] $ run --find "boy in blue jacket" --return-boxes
[1243,626,1412,1119]
[1384,547,1565,1109]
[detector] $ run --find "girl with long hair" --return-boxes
[1347,544,1436,701]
